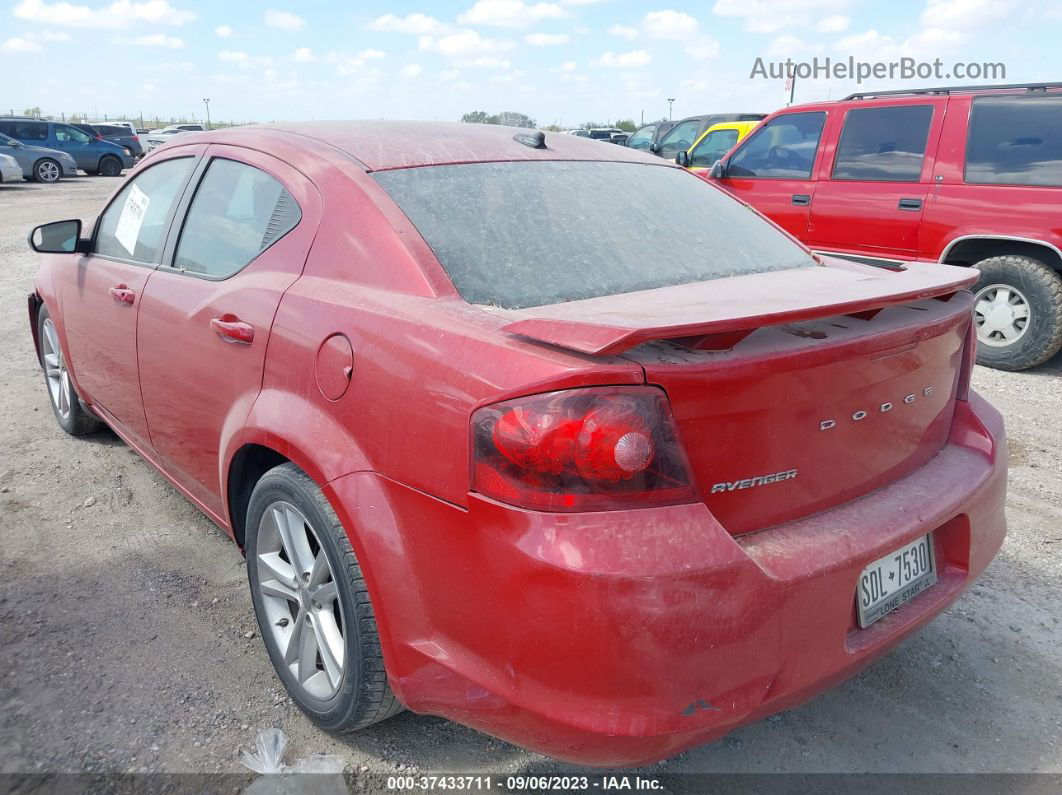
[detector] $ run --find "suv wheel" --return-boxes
[972,254,1062,371]
[98,155,122,177]
[33,158,61,183]
[37,306,102,435]
[246,463,403,732]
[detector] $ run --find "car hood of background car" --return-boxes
[209,120,669,171]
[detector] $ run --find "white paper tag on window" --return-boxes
[114,183,150,256]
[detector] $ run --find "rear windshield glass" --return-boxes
[373,161,815,309]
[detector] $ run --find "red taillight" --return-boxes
[132,135,140,143]
[471,386,697,511]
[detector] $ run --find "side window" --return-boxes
[95,157,195,263]
[627,127,653,150]
[727,112,826,178]
[966,95,1062,187]
[55,125,91,144]
[15,122,47,141]
[173,159,301,278]
[832,105,934,182]
[691,129,740,167]
[658,120,701,158]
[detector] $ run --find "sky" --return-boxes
[2,0,1060,127]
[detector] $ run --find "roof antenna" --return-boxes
[514,130,547,149]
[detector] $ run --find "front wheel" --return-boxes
[972,254,1062,371]
[98,155,122,177]
[246,463,403,732]
[33,158,61,183]
[37,306,102,435]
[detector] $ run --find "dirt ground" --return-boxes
[0,178,1060,780]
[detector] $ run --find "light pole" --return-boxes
[203,97,211,130]
[667,97,675,120]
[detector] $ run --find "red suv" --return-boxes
[707,82,1062,371]
[27,123,1006,766]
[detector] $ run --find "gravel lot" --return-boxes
[1,178,1060,779]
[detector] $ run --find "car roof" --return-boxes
[203,120,667,171]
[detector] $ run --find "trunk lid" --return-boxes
[501,260,977,534]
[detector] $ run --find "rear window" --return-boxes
[965,95,1062,186]
[832,105,934,182]
[96,125,127,136]
[374,161,815,309]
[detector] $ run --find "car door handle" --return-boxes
[898,198,923,211]
[109,284,135,305]
[210,314,255,345]
[791,194,811,206]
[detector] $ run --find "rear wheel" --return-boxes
[37,306,102,436]
[972,254,1062,371]
[33,158,61,183]
[246,463,402,732]
[98,155,122,177]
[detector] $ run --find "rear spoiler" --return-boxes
[501,261,978,356]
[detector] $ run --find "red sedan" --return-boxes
[27,122,1007,766]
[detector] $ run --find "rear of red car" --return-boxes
[338,154,1007,766]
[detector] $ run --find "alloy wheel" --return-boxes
[41,318,71,420]
[255,501,346,700]
[37,161,60,182]
[974,283,1031,347]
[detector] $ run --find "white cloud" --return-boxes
[462,56,512,68]
[608,24,638,40]
[0,36,42,53]
[593,49,652,67]
[418,29,516,58]
[525,32,570,45]
[358,48,387,60]
[325,50,388,76]
[712,0,850,34]
[264,9,305,30]
[214,24,232,37]
[33,30,72,41]
[399,63,423,77]
[12,0,196,29]
[552,60,576,72]
[368,12,450,35]
[458,0,569,28]
[293,46,315,62]
[685,39,720,59]
[218,49,273,68]
[766,33,823,56]
[643,9,699,39]
[120,33,184,48]
[921,0,1015,31]
[816,14,849,32]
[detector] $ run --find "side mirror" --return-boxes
[3,139,20,147]
[649,142,659,153]
[28,219,88,254]
[708,158,727,179]
[675,150,690,167]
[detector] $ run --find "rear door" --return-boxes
[806,99,944,257]
[714,110,829,241]
[60,150,201,444]
[135,145,321,518]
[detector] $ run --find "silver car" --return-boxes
[0,152,23,182]
[0,132,78,183]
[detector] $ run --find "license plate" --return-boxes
[856,534,936,628]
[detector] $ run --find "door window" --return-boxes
[690,129,740,167]
[832,105,934,182]
[173,158,301,278]
[727,112,826,178]
[657,120,701,158]
[627,126,654,150]
[965,95,1062,186]
[95,157,195,263]
[55,124,92,144]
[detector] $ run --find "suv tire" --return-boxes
[98,155,123,177]
[972,254,1062,371]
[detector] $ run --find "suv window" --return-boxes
[56,124,92,144]
[727,112,826,178]
[832,105,933,182]
[95,158,194,263]
[657,120,701,159]
[173,158,301,278]
[96,125,126,136]
[691,128,740,168]
[0,120,47,140]
[966,95,1062,187]
[627,126,654,150]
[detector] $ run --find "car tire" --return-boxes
[32,158,62,183]
[98,156,122,177]
[246,463,403,732]
[36,306,103,436]
[972,254,1062,371]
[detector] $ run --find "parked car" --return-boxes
[26,122,1006,767]
[0,118,133,176]
[82,123,144,158]
[625,121,674,152]
[651,113,767,160]
[568,129,590,138]
[153,123,206,133]
[609,132,630,145]
[677,120,760,172]
[0,131,78,182]
[706,81,1062,370]
[142,128,189,153]
[0,151,23,182]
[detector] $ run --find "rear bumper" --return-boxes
[325,391,1007,767]
[0,164,23,182]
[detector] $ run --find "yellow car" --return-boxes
[679,121,760,173]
